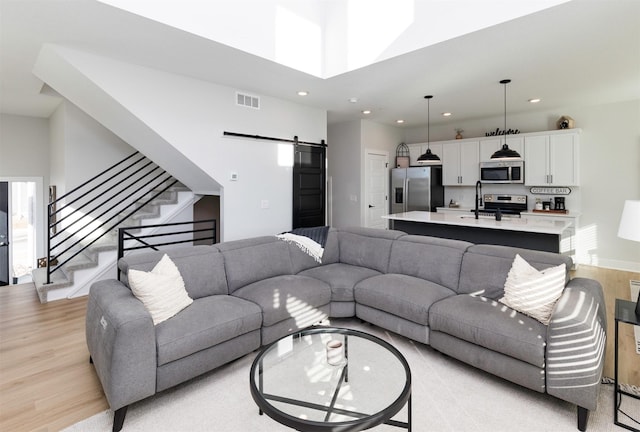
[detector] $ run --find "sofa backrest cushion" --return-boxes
[289,228,340,274]
[118,246,228,299]
[458,244,573,299]
[337,227,406,273]
[389,235,472,291]
[219,238,293,293]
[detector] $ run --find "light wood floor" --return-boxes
[0,265,638,432]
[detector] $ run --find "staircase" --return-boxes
[32,152,195,303]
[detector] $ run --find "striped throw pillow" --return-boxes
[500,254,566,325]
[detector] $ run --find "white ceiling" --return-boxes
[1,0,639,127]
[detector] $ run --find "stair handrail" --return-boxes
[45,151,183,285]
[50,158,155,235]
[50,169,170,252]
[117,219,217,280]
[48,176,176,274]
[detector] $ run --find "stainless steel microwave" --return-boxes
[480,160,524,184]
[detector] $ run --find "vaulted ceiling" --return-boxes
[1,0,639,127]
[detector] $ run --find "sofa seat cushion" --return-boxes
[354,274,456,326]
[156,295,262,366]
[232,275,331,326]
[429,294,547,367]
[298,263,380,302]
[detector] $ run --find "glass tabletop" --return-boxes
[250,327,411,431]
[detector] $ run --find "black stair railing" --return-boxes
[46,151,182,285]
[117,219,216,280]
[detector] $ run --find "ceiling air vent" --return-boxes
[236,92,260,109]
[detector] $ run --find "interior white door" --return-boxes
[365,151,389,229]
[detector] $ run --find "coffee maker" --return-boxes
[554,197,566,210]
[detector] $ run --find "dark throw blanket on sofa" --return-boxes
[276,226,330,262]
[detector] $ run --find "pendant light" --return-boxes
[417,95,441,165]
[491,79,521,159]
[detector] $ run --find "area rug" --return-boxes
[63,319,634,432]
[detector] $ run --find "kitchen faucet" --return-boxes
[475,180,482,219]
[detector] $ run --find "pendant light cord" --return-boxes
[427,97,430,148]
[504,82,507,137]
[500,79,511,148]
[425,95,433,150]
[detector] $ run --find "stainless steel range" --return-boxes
[472,194,527,217]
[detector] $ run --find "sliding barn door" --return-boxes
[292,144,326,229]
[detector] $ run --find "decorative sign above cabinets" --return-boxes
[530,187,571,195]
[485,128,520,137]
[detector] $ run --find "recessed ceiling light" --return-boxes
[297,91,309,96]
[442,112,452,117]
[528,98,541,103]
[396,119,405,124]
[348,97,358,103]
[362,110,371,115]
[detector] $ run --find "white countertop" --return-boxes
[436,207,580,218]
[383,211,572,235]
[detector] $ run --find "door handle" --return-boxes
[0,242,8,247]
[369,205,375,208]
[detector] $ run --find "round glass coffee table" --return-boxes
[249,327,412,431]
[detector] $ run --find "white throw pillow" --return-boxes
[499,254,566,325]
[128,254,193,325]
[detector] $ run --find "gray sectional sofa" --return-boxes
[86,226,606,432]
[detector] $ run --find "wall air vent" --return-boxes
[236,92,260,109]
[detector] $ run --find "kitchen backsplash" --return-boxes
[444,184,581,213]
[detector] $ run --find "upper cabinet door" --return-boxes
[549,134,579,186]
[525,132,579,186]
[407,142,444,167]
[442,142,460,185]
[458,140,480,185]
[480,137,524,162]
[442,140,479,185]
[524,135,549,185]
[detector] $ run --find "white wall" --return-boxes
[0,114,49,258]
[49,105,66,196]
[328,120,361,228]
[360,120,403,225]
[0,114,49,179]
[403,98,640,271]
[35,46,327,241]
[48,101,134,194]
[328,119,402,227]
[63,102,134,190]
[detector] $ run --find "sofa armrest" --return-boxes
[86,279,157,411]
[546,277,607,410]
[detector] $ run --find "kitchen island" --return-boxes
[383,211,572,253]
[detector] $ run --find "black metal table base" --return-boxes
[614,300,640,432]
[260,393,411,430]
[252,328,412,432]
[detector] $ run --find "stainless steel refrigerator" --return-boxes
[390,166,444,213]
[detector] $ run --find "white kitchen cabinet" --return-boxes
[479,136,524,161]
[524,131,579,186]
[442,140,479,185]
[407,142,443,166]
